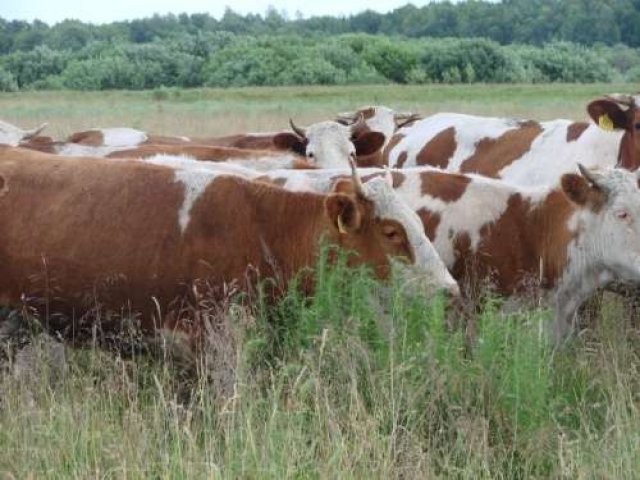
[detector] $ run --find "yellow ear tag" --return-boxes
[337,215,347,234]
[598,114,614,131]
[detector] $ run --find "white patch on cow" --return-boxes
[143,154,224,233]
[144,153,264,180]
[55,144,133,157]
[99,128,148,147]
[224,153,300,171]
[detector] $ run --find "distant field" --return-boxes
[0,83,629,138]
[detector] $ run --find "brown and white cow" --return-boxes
[386,95,640,186]
[0,147,458,336]
[0,119,47,147]
[29,118,385,170]
[184,161,640,343]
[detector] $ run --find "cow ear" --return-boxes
[332,178,356,195]
[324,193,362,234]
[561,173,591,205]
[587,100,629,131]
[353,131,385,157]
[561,171,607,209]
[273,133,307,156]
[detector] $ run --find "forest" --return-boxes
[1,0,639,90]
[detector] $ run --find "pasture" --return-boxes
[1,84,639,478]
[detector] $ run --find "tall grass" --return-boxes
[0,250,638,478]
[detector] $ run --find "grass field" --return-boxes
[0,83,630,139]
[1,84,639,478]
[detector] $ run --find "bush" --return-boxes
[0,66,18,91]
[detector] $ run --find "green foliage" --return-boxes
[0,65,17,91]
[1,3,640,90]
[0,34,632,91]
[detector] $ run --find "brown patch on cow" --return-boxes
[460,122,543,177]
[416,208,440,240]
[420,171,471,202]
[383,133,405,166]
[566,122,589,142]
[361,171,406,188]
[561,173,607,212]
[67,130,104,146]
[396,152,408,168]
[359,107,376,120]
[19,136,57,153]
[416,127,456,168]
[464,191,575,293]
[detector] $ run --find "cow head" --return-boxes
[336,106,422,146]
[561,164,640,284]
[324,159,459,297]
[272,117,385,168]
[587,94,640,170]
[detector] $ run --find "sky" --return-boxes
[1,1,437,25]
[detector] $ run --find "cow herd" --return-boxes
[2,93,640,348]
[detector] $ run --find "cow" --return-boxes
[26,117,385,170]
[385,94,640,186]
[0,119,47,147]
[0,147,459,342]
[178,161,640,343]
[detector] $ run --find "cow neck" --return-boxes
[618,131,639,170]
[248,182,335,276]
[520,189,577,289]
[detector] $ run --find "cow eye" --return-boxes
[635,123,640,130]
[382,226,402,242]
[616,210,629,221]
[307,152,314,158]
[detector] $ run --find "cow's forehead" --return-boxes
[306,121,350,141]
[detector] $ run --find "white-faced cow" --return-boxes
[188,161,640,343]
[0,147,458,343]
[385,94,640,186]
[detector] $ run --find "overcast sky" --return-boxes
[1,1,438,25]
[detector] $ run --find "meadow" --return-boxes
[0,84,639,478]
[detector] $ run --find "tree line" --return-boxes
[1,0,639,91]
